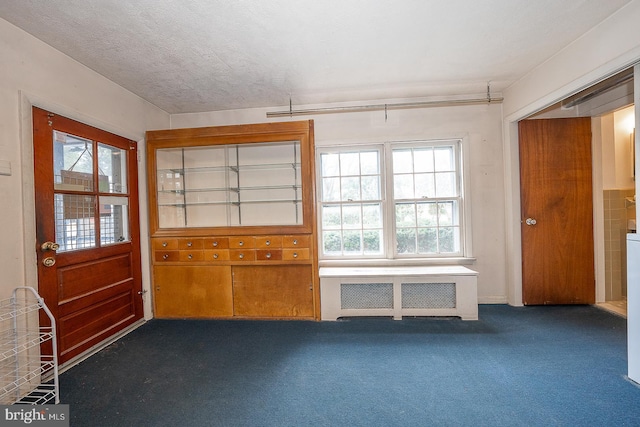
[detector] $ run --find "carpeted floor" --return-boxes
[60,305,640,426]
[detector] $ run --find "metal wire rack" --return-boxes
[0,287,59,405]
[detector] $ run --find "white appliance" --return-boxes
[628,233,640,383]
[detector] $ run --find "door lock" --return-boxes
[42,257,56,267]
[525,218,537,226]
[41,241,60,251]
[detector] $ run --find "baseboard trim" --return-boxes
[478,297,509,304]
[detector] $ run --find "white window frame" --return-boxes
[317,138,468,261]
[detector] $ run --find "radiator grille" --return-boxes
[340,283,394,309]
[401,282,456,309]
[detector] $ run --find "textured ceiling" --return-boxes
[0,0,633,114]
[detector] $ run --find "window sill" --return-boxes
[318,257,476,268]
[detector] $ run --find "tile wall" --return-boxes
[603,188,636,300]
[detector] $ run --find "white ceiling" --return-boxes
[0,0,633,114]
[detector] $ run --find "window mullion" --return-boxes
[383,142,396,259]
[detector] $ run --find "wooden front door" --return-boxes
[33,107,143,365]
[519,117,595,305]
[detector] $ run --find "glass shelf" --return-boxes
[154,140,303,228]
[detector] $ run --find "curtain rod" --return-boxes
[266,96,504,118]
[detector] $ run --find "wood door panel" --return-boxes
[232,265,314,318]
[57,279,134,318]
[519,118,595,305]
[57,254,132,301]
[59,291,135,356]
[153,265,233,318]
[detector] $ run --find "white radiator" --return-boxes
[320,266,478,320]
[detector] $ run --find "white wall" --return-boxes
[0,18,170,318]
[501,0,640,305]
[172,101,508,304]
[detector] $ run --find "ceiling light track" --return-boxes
[266,83,503,118]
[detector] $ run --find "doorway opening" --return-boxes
[527,67,635,316]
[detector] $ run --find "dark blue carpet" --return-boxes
[60,305,640,426]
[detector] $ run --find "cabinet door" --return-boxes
[153,265,233,318]
[232,265,314,318]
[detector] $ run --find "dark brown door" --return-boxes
[519,117,595,305]
[33,107,143,364]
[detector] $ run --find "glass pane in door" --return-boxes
[53,131,94,191]
[54,194,97,252]
[98,143,127,193]
[99,195,130,245]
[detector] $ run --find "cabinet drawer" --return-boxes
[255,236,283,249]
[203,237,229,249]
[155,251,179,262]
[229,249,256,261]
[178,251,204,262]
[282,248,310,261]
[153,239,179,250]
[256,249,282,261]
[178,238,204,250]
[203,249,230,262]
[283,235,310,248]
[229,237,256,249]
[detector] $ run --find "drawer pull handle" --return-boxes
[239,241,244,246]
[293,239,298,245]
[266,240,271,246]
[213,241,218,247]
[213,253,219,259]
[266,252,271,259]
[162,254,169,260]
[239,253,244,259]
[162,242,168,247]
[293,252,298,258]
[188,254,193,259]
[187,242,192,247]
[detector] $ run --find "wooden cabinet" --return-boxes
[146,121,318,319]
[153,265,233,318]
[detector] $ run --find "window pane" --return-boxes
[414,173,435,198]
[360,151,379,174]
[361,176,381,200]
[321,153,340,176]
[342,204,362,228]
[435,172,456,197]
[395,203,416,227]
[362,203,382,227]
[439,227,456,252]
[54,193,96,252]
[394,174,414,199]
[98,143,127,193]
[396,228,416,254]
[418,228,438,253]
[438,202,454,226]
[416,202,437,226]
[343,230,362,253]
[434,146,454,171]
[54,131,94,191]
[413,148,434,173]
[322,177,340,201]
[340,152,360,175]
[323,231,342,254]
[393,149,413,173]
[99,195,129,245]
[322,205,342,228]
[341,177,360,201]
[363,230,383,254]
